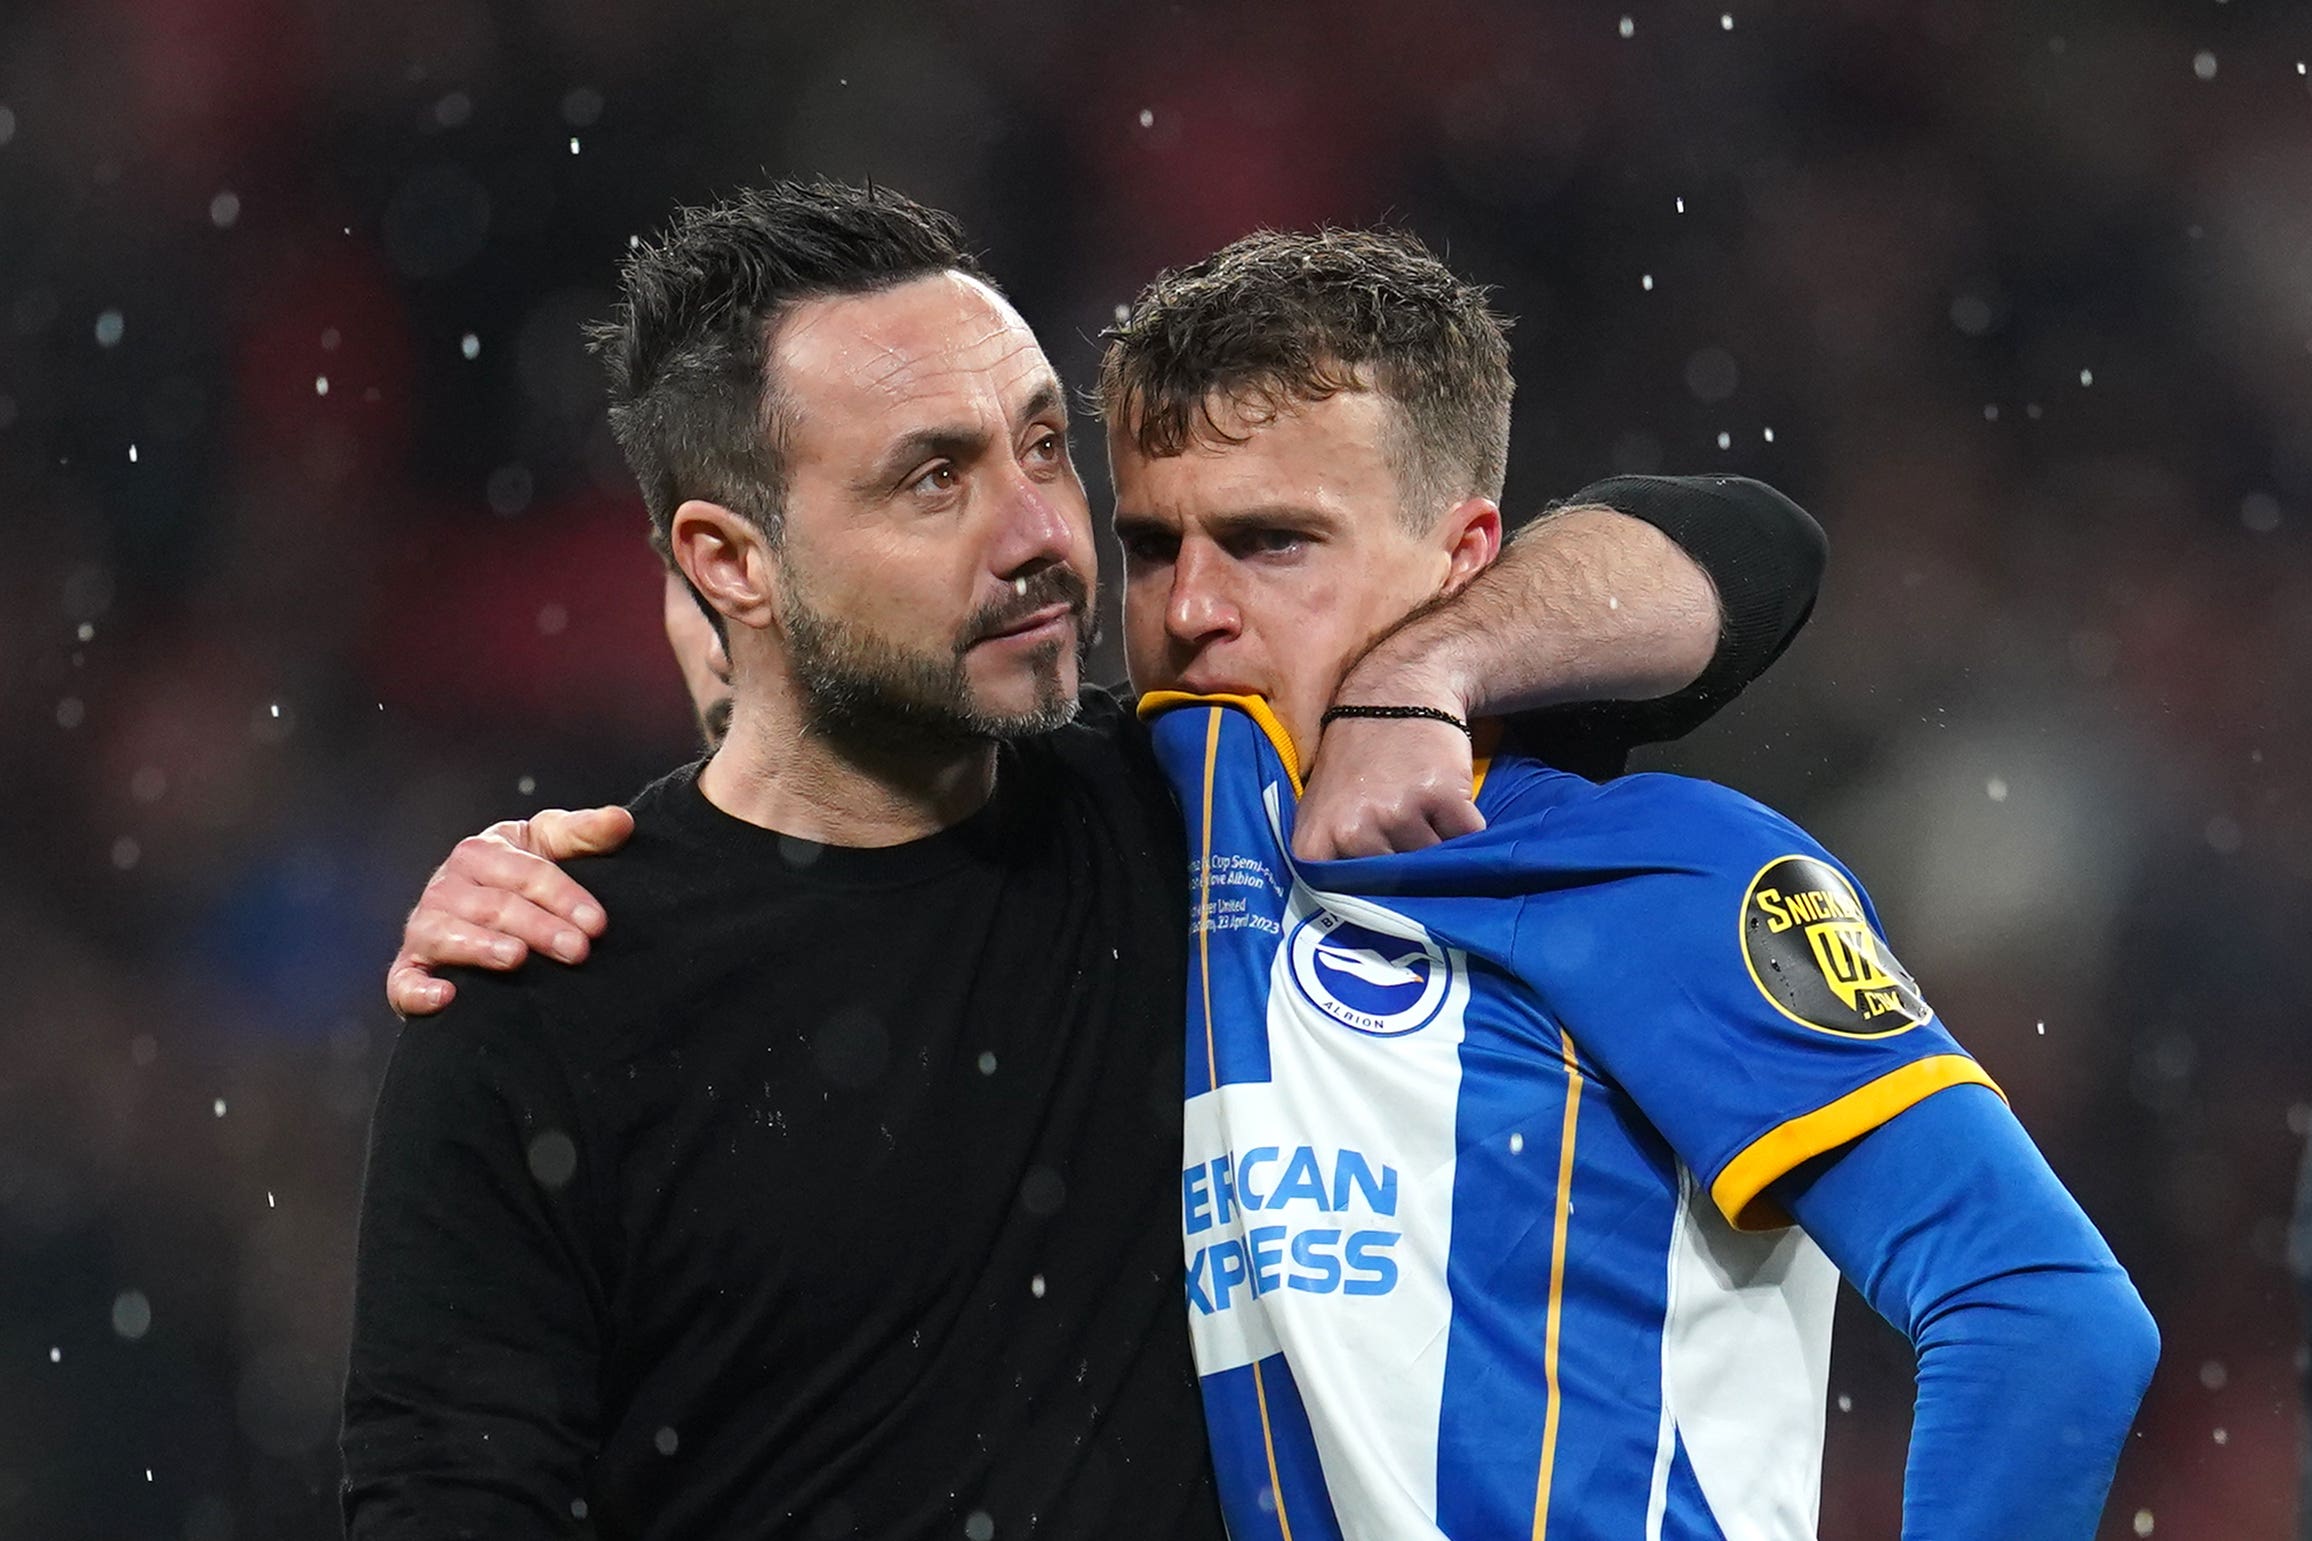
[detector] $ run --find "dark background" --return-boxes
[2,0,2306,1535]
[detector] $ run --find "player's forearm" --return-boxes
[1339,504,1719,719]
[1901,1265,2157,1539]
[1779,1088,2157,1540]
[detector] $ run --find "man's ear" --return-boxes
[670,500,779,634]
[1436,496,1504,599]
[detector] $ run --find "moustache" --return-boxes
[961,566,1093,650]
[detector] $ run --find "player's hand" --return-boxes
[385,806,634,1018]
[1295,713,1485,860]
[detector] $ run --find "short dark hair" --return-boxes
[1098,227,1513,525]
[590,180,989,553]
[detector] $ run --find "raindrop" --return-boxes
[266,1191,275,1208]
[56,697,84,729]
[2036,1021,2046,1035]
[2133,1510,2154,1538]
[1762,427,1775,443]
[433,91,472,128]
[1983,404,1999,421]
[1684,347,1738,403]
[977,1051,998,1075]
[1030,1274,1046,1299]
[213,1098,227,1117]
[1618,16,1634,37]
[1640,273,1654,291]
[654,1426,679,1455]
[2078,368,2093,387]
[568,136,580,155]
[1720,12,1734,30]
[1987,777,2008,802]
[2241,494,2281,533]
[2200,1360,2228,1390]
[2213,1427,2228,1445]
[94,309,124,347]
[460,332,481,360]
[2192,51,2217,81]
[1715,431,1731,450]
[517,775,537,796]
[1675,196,1685,214]
[965,1513,996,1541]
[48,1347,60,1364]
[1138,108,1154,128]
[487,463,533,516]
[1950,294,1995,335]
[269,703,280,718]
[314,375,329,396]
[536,603,568,636]
[1836,1393,1852,1412]
[527,1130,579,1189]
[209,190,240,227]
[111,837,140,871]
[320,327,340,352]
[1508,1132,1524,1154]
[127,443,138,462]
[2204,815,2242,854]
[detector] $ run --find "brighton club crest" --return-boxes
[1286,906,1456,1037]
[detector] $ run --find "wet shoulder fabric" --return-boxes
[1138,693,1990,1541]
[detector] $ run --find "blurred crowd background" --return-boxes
[2,0,2307,1535]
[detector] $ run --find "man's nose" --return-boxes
[990,468,1079,579]
[1167,543,1240,646]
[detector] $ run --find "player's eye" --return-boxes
[1232,527,1307,558]
[1118,529,1178,565]
[1025,429,1065,465]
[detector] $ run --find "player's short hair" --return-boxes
[1098,227,1513,527]
[590,180,989,552]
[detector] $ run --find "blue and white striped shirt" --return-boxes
[1142,693,1996,1541]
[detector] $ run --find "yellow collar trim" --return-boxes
[1137,691,1307,795]
[1139,690,1506,807]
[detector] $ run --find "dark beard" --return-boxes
[779,564,1095,755]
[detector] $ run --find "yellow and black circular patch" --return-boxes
[1740,856,1932,1038]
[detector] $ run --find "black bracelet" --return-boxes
[1320,704,1473,737]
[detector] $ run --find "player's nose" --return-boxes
[1166,542,1241,648]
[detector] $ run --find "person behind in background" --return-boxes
[344,184,1824,1539]
[1106,229,2159,1538]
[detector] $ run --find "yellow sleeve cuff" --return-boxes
[1710,1054,2004,1231]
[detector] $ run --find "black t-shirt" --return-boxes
[342,474,1824,1540]
[345,696,1209,1540]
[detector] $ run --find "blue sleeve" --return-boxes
[1504,774,1995,1229]
[1777,1085,2159,1541]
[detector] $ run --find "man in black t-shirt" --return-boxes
[344,183,1821,1540]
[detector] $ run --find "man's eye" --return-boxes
[1027,431,1064,464]
[1119,532,1177,564]
[1240,529,1305,556]
[910,463,959,496]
